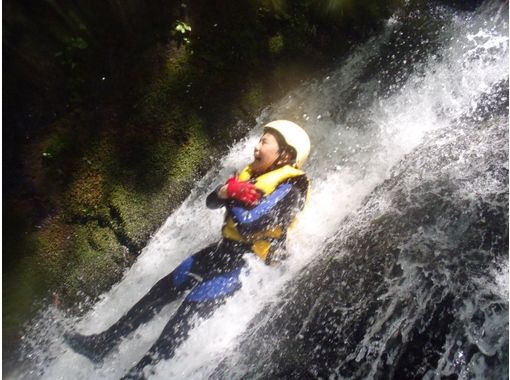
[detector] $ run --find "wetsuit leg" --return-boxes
[119,299,227,380]
[66,243,223,361]
[120,240,249,379]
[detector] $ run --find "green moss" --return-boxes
[140,47,193,125]
[166,114,209,179]
[3,219,72,337]
[33,220,74,286]
[229,79,267,121]
[268,34,285,55]
[63,166,110,221]
[244,82,265,113]
[62,222,125,302]
[3,234,45,335]
[3,218,128,322]
[108,114,210,248]
[109,185,151,247]
[164,45,191,80]
[24,118,74,193]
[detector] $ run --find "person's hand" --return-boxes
[225,177,261,207]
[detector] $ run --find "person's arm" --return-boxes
[206,178,260,209]
[206,185,228,209]
[228,177,307,235]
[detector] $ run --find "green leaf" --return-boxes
[175,21,192,34]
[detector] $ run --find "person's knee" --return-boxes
[184,268,242,303]
[172,256,195,289]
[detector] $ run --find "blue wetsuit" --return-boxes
[66,175,308,379]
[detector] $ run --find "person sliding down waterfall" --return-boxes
[65,120,311,379]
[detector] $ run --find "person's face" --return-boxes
[251,132,281,174]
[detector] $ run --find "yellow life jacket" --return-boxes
[222,164,307,263]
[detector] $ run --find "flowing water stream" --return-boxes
[13,1,508,379]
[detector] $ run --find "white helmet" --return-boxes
[264,120,311,168]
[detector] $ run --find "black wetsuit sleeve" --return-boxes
[206,185,227,209]
[228,176,308,235]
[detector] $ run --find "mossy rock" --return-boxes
[24,118,75,195]
[63,166,110,221]
[4,218,72,341]
[108,185,155,249]
[139,47,193,125]
[165,113,210,178]
[3,233,45,337]
[62,222,127,303]
[226,77,268,124]
[268,34,285,56]
[5,219,128,313]
[240,81,265,115]
[33,218,75,284]
[106,109,210,249]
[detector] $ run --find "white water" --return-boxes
[14,1,508,379]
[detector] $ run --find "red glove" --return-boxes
[225,177,261,207]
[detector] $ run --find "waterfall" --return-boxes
[14,1,508,379]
